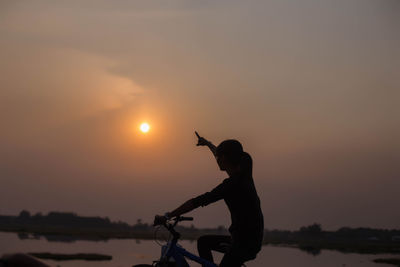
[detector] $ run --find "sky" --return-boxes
[0,0,399,230]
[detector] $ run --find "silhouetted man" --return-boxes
[156,132,264,267]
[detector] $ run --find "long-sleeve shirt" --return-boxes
[191,173,264,248]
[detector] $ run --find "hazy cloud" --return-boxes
[0,0,399,229]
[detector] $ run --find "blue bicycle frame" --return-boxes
[161,240,218,267]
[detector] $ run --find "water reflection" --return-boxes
[17,233,109,243]
[298,245,321,256]
[0,232,393,267]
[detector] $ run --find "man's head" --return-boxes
[216,139,243,171]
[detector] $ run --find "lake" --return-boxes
[0,232,393,267]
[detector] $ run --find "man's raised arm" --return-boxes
[195,131,217,157]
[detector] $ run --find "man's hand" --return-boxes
[195,131,217,156]
[195,131,209,146]
[153,215,168,226]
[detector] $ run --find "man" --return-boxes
[156,132,264,267]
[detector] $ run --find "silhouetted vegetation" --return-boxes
[264,223,400,255]
[1,211,400,255]
[0,210,133,241]
[0,210,227,242]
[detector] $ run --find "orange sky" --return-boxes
[0,0,399,230]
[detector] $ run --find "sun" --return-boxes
[140,122,150,133]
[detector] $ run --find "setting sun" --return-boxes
[140,122,150,133]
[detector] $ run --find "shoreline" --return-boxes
[2,228,400,255]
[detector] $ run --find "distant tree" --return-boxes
[18,210,31,220]
[31,212,43,223]
[300,223,322,235]
[133,219,149,231]
[338,227,352,233]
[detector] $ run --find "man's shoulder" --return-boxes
[220,177,241,189]
[221,177,233,185]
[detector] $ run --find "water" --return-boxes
[0,232,393,267]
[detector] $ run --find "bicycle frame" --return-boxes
[151,216,220,267]
[161,239,218,267]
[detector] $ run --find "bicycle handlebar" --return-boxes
[153,215,193,227]
[153,215,194,241]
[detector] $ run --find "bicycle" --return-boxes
[132,216,218,267]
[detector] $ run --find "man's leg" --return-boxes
[219,240,261,267]
[220,239,263,267]
[197,235,231,264]
[219,247,245,267]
